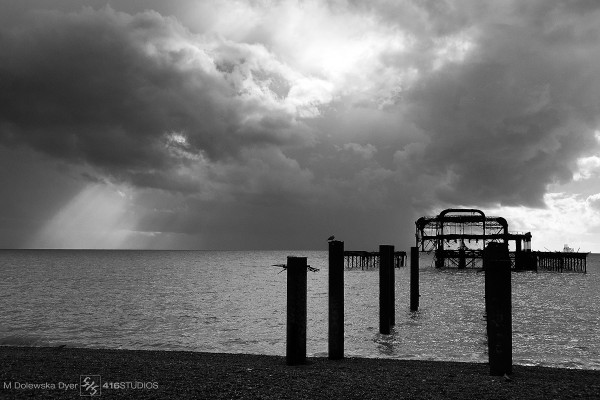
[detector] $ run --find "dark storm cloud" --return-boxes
[391,0,600,208]
[0,6,312,193]
[3,2,598,208]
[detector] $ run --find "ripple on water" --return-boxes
[1,250,599,370]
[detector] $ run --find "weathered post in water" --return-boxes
[410,246,420,312]
[329,240,344,360]
[286,256,307,365]
[483,243,512,376]
[379,245,394,334]
[389,247,396,326]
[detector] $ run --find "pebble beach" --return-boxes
[2,347,600,399]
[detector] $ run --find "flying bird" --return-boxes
[327,235,335,241]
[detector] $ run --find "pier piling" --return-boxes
[379,245,394,334]
[534,251,587,273]
[410,246,419,312]
[286,256,307,365]
[328,240,344,360]
[483,243,512,376]
[343,251,406,270]
[389,245,396,326]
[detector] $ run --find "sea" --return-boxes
[1,250,599,370]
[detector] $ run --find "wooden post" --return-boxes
[287,256,307,365]
[389,246,396,326]
[379,245,393,334]
[483,243,512,376]
[329,240,344,360]
[410,246,420,312]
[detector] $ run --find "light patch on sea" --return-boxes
[0,250,599,370]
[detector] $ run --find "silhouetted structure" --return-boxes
[415,208,533,270]
[343,250,406,270]
[534,251,587,273]
[379,245,395,334]
[328,240,344,359]
[484,242,512,376]
[286,256,307,365]
[415,208,588,272]
[410,246,419,312]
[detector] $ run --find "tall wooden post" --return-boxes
[410,246,420,312]
[379,245,394,334]
[389,247,396,326]
[286,256,307,365]
[483,243,512,376]
[329,240,344,360]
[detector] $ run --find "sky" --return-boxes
[1,0,600,251]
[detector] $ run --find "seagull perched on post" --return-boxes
[327,235,335,241]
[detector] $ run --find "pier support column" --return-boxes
[410,247,420,312]
[390,247,396,326]
[514,239,522,271]
[458,247,466,269]
[379,245,394,334]
[286,256,307,365]
[329,240,344,360]
[483,243,512,376]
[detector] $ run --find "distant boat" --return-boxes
[563,244,575,252]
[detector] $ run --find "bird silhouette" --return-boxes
[327,235,335,241]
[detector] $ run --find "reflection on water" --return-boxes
[0,250,599,370]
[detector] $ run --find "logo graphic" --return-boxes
[80,375,101,397]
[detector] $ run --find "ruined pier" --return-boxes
[533,251,588,273]
[415,208,588,273]
[344,250,406,270]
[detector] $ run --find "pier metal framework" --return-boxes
[415,208,532,269]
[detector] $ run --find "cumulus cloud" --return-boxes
[396,2,600,207]
[574,156,600,181]
[341,143,377,160]
[487,191,600,251]
[586,193,600,212]
[0,6,325,195]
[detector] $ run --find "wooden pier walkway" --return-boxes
[423,250,588,273]
[344,251,406,270]
[533,251,588,273]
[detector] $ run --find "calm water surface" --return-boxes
[0,250,599,370]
